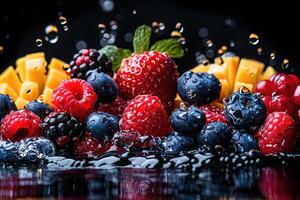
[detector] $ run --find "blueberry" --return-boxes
[170,105,206,136]
[0,94,17,121]
[18,137,56,163]
[229,130,258,153]
[197,122,230,151]
[224,91,266,131]
[157,132,193,155]
[86,111,119,140]
[0,140,19,162]
[86,69,118,103]
[177,72,221,106]
[25,100,53,119]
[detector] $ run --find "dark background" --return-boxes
[1,0,299,75]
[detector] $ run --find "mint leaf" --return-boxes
[99,45,132,71]
[150,38,184,58]
[133,25,152,53]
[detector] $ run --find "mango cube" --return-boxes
[48,58,67,72]
[0,83,18,101]
[218,79,230,100]
[16,57,26,82]
[19,81,39,101]
[207,64,227,79]
[25,52,45,59]
[191,64,209,73]
[234,81,254,93]
[262,66,277,80]
[15,97,29,109]
[25,58,47,92]
[0,66,22,94]
[42,87,53,107]
[222,56,240,92]
[45,68,69,89]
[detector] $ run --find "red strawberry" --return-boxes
[98,96,128,118]
[52,79,97,122]
[257,112,296,154]
[199,104,226,124]
[116,51,178,111]
[0,110,42,142]
[255,80,276,96]
[120,95,172,137]
[270,94,296,117]
[270,73,298,96]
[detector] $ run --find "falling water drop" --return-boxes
[44,25,59,44]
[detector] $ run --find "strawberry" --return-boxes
[199,104,227,124]
[120,95,172,137]
[257,112,296,154]
[116,51,178,111]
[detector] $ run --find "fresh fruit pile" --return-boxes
[0,25,299,165]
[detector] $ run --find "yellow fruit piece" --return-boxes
[42,87,53,107]
[218,79,230,100]
[45,68,69,89]
[234,81,254,93]
[234,59,264,90]
[48,58,67,72]
[212,101,224,109]
[25,52,45,59]
[0,66,22,94]
[25,58,47,92]
[0,83,18,101]
[222,56,240,92]
[19,81,39,101]
[174,94,183,108]
[15,98,29,109]
[191,64,209,73]
[16,57,26,82]
[207,64,226,79]
[262,66,277,80]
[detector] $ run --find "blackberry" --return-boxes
[41,112,84,150]
[68,48,112,79]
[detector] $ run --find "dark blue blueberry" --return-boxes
[0,140,19,162]
[224,91,266,131]
[86,111,119,141]
[197,122,230,151]
[25,100,53,119]
[230,130,258,153]
[170,105,206,136]
[157,132,193,155]
[0,94,17,121]
[177,71,221,106]
[18,137,55,163]
[86,69,118,103]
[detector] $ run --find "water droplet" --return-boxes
[99,0,114,12]
[257,47,263,55]
[178,37,186,45]
[132,9,137,15]
[270,52,276,60]
[249,33,259,45]
[35,38,43,47]
[206,49,215,58]
[76,40,87,50]
[203,59,210,66]
[206,39,214,47]
[282,58,289,69]
[98,23,106,34]
[26,89,31,94]
[239,86,250,93]
[0,46,4,54]
[217,49,224,55]
[179,102,189,110]
[124,32,133,42]
[108,21,117,31]
[198,27,208,38]
[229,40,235,47]
[158,22,165,30]
[44,25,59,44]
[59,16,67,25]
[63,63,71,71]
[250,72,255,77]
[215,57,224,65]
[171,31,182,38]
[175,22,184,33]
[221,45,228,51]
[63,25,69,31]
[225,18,235,27]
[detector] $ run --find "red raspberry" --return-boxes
[260,95,272,114]
[116,51,178,110]
[270,73,298,96]
[257,112,296,154]
[292,85,300,107]
[199,104,227,124]
[255,80,276,96]
[120,95,172,137]
[0,110,42,142]
[74,135,105,158]
[98,96,128,118]
[52,79,97,122]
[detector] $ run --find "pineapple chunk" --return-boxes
[234,81,254,93]
[0,83,18,101]
[262,66,277,80]
[16,57,26,82]
[45,68,69,89]
[25,58,47,93]
[42,87,53,107]
[0,66,22,94]
[19,81,39,101]
[15,97,29,109]
[48,58,66,72]
[25,52,45,59]
[191,64,209,73]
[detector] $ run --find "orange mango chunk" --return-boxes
[0,66,22,94]
[45,68,69,89]
[0,83,18,101]
[42,87,53,107]
[15,97,29,109]
[19,81,39,101]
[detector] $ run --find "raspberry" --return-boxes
[52,79,97,122]
[68,49,113,79]
[41,112,84,150]
[199,104,226,124]
[0,110,42,142]
[120,95,172,137]
[257,112,296,154]
[98,96,128,118]
[74,135,105,158]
